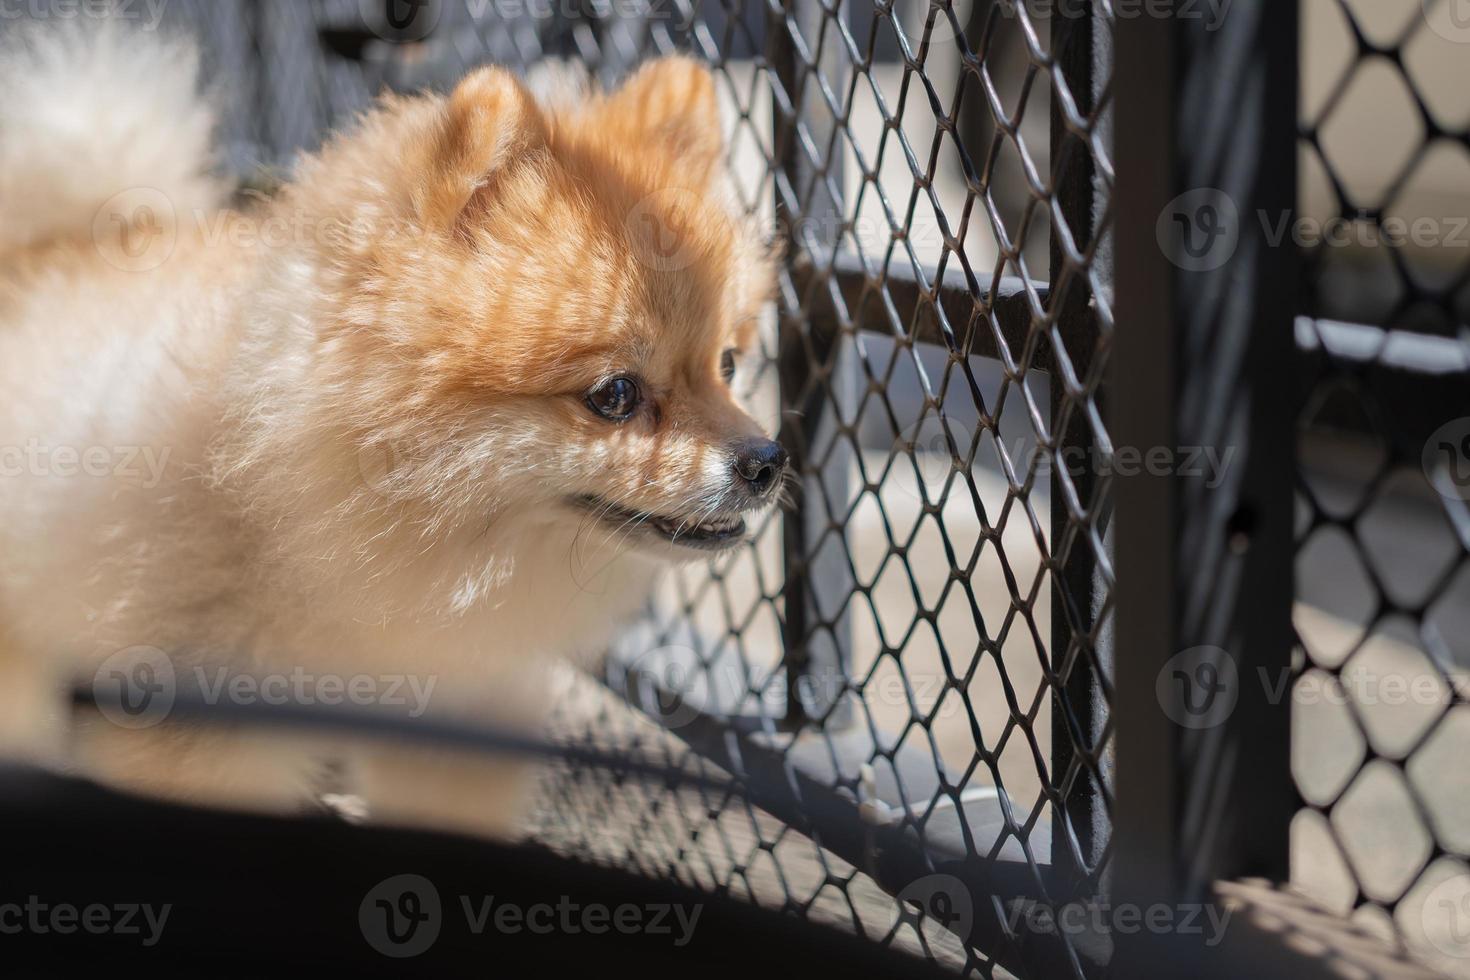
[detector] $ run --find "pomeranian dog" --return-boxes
[0,24,781,836]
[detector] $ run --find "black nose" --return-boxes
[732,439,788,495]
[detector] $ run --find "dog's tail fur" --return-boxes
[0,22,223,253]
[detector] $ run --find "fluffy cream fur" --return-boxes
[0,24,776,837]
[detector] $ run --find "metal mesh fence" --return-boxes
[9,0,1470,976]
[526,3,1118,976]
[104,3,1118,972]
[1293,1,1470,976]
[1,1,1115,973]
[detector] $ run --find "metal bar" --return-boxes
[71,685,739,793]
[606,664,1094,977]
[613,660,1458,980]
[1297,316,1470,454]
[1302,279,1470,341]
[801,260,1460,461]
[1110,0,1299,968]
[772,0,854,727]
[794,254,1053,368]
[1046,0,1109,902]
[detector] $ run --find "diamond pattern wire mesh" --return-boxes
[1294,1,1470,975]
[532,1,1117,976]
[222,1,1121,973]
[16,2,1470,972]
[16,1,1113,973]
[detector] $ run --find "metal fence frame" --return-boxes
[1110,0,1300,971]
[607,1,1465,976]
[2,1,1463,977]
[322,0,1460,975]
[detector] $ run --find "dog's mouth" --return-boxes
[572,495,747,550]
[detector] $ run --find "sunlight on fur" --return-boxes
[0,22,781,838]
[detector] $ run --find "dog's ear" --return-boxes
[601,56,723,174]
[422,67,548,237]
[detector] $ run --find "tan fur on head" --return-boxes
[215,52,778,622]
[0,28,778,838]
[588,57,725,176]
[427,66,551,237]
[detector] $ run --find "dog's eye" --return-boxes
[586,376,641,421]
[720,349,737,384]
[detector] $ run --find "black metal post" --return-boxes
[1111,0,1299,970]
[1046,0,1112,902]
[772,0,853,728]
